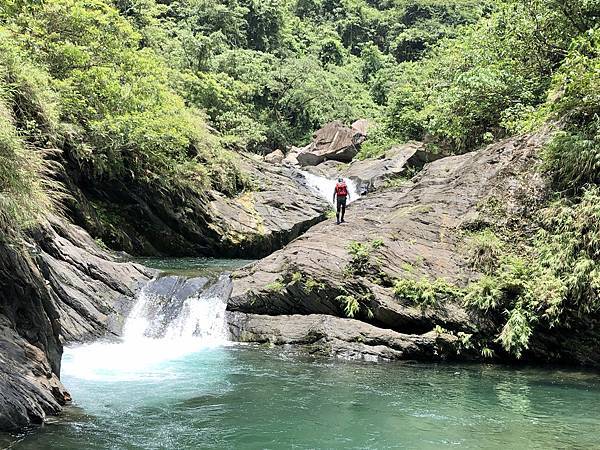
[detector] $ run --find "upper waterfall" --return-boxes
[299,171,360,207]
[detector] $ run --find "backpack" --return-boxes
[335,182,348,197]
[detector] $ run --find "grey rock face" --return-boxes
[63,152,329,258]
[351,119,369,136]
[33,217,154,342]
[228,133,551,360]
[208,154,330,257]
[0,240,67,431]
[343,142,443,192]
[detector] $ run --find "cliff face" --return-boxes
[0,240,66,431]
[59,153,329,258]
[0,218,152,431]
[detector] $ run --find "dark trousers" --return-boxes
[336,196,347,221]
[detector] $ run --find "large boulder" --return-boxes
[297,121,367,166]
[282,146,302,166]
[351,119,369,136]
[342,142,443,192]
[300,160,345,179]
[227,133,553,361]
[264,149,285,164]
[226,312,459,362]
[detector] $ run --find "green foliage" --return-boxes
[542,29,600,192]
[345,239,385,276]
[481,347,494,359]
[303,277,325,293]
[336,294,360,318]
[464,189,600,358]
[537,188,600,315]
[371,0,600,154]
[465,253,568,358]
[2,0,246,200]
[335,290,374,318]
[290,271,303,284]
[265,280,285,293]
[467,229,504,272]
[0,28,59,233]
[394,278,462,308]
[497,306,532,358]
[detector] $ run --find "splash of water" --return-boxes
[63,275,232,381]
[300,171,359,207]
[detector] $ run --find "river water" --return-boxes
[5,259,600,449]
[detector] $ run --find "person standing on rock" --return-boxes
[333,177,350,225]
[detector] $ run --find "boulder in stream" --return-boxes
[297,121,367,166]
[264,149,285,164]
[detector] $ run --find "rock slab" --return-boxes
[228,133,551,360]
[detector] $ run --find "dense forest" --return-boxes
[1,0,600,358]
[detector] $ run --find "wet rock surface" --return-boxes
[133,274,232,338]
[227,312,460,362]
[297,142,444,193]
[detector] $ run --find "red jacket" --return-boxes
[335,182,348,197]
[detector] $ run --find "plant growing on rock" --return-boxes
[335,290,375,319]
[303,277,325,294]
[345,239,385,276]
[336,295,361,318]
[265,280,285,293]
[394,278,462,309]
[467,229,504,273]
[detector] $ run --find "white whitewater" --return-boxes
[300,171,359,207]
[63,277,230,381]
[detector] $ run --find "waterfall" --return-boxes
[299,171,359,207]
[62,274,232,381]
[123,274,232,343]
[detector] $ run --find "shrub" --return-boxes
[467,229,504,272]
[0,30,60,233]
[394,278,462,308]
[345,239,385,276]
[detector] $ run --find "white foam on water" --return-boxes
[63,280,230,382]
[300,171,359,207]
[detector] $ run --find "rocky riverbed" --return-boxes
[2,123,598,432]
